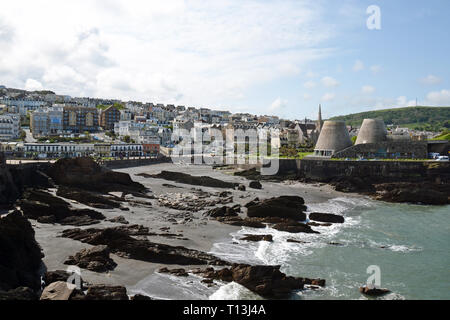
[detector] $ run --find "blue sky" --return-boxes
[0,0,449,120]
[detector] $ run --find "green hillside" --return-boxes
[330,106,450,132]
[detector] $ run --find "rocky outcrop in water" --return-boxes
[240,234,273,242]
[373,182,449,205]
[309,212,345,224]
[0,210,43,293]
[359,286,391,297]
[61,227,228,266]
[17,189,105,226]
[64,245,117,273]
[202,264,325,299]
[142,171,238,189]
[246,196,307,221]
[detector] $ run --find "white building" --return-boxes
[0,114,20,141]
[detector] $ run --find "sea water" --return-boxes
[209,197,450,300]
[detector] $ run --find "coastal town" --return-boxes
[1,86,448,162]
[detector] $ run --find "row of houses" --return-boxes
[0,142,159,159]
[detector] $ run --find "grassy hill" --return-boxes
[330,106,450,132]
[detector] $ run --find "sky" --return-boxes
[0,0,449,120]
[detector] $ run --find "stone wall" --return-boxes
[332,141,428,159]
[297,158,449,183]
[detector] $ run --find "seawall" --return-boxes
[273,158,449,183]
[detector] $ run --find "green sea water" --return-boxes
[210,197,450,300]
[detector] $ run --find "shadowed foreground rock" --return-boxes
[17,189,105,226]
[203,264,325,299]
[61,227,227,266]
[56,186,123,209]
[64,245,117,273]
[0,210,43,292]
[141,171,238,189]
[0,287,39,301]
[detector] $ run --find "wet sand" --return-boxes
[34,162,352,291]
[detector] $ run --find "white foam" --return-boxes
[209,282,262,300]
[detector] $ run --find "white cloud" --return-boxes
[303,81,316,89]
[321,76,339,87]
[353,60,364,72]
[420,75,442,85]
[0,0,335,112]
[303,93,312,100]
[396,96,416,108]
[425,89,450,105]
[361,85,375,94]
[370,65,381,74]
[25,78,43,91]
[269,97,288,111]
[321,93,335,102]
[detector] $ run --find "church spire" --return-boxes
[317,104,323,132]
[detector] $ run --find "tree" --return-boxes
[123,135,131,143]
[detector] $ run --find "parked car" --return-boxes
[436,156,449,162]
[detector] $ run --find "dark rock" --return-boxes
[246,196,307,221]
[142,171,237,189]
[17,189,105,226]
[307,222,332,227]
[131,294,153,300]
[273,221,319,234]
[57,186,122,209]
[64,245,117,273]
[74,285,129,300]
[204,205,240,218]
[0,210,43,292]
[237,184,246,191]
[107,216,129,225]
[240,234,273,242]
[249,181,262,190]
[46,157,147,194]
[331,176,375,193]
[61,227,228,266]
[309,212,345,224]
[0,287,39,300]
[286,239,310,244]
[359,286,391,297]
[216,217,266,229]
[204,264,325,299]
[374,182,449,205]
[158,268,189,277]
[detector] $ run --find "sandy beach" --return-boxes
[32,162,349,294]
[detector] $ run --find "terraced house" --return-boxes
[63,106,98,133]
[99,105,121,130]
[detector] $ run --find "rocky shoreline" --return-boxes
[231,166,450,206]
[1,158,350,300]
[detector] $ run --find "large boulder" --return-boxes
[46,157,147,194]
[40,281,78,301]
[0,211,43,292]
[204,205,241,218]
[0,160,20,206]
[246,196,307,221]
[309,212,345,224]
[359,286,391,297]
[64,245,117,273]
[204,264,326,299]
[249,181,263,190]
